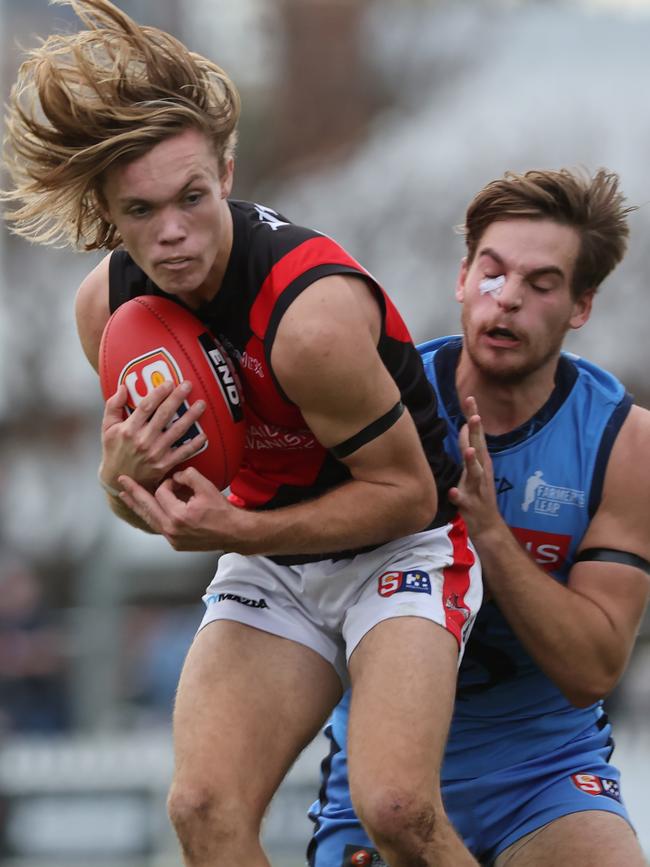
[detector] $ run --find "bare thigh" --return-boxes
[172,620,342,821]
[495,811,647,867]
[347,615,459,798]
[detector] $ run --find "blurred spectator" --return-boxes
[0,555,71,733]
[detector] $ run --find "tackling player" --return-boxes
[308,168,650,867]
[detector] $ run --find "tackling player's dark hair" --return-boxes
[461,168,635,299]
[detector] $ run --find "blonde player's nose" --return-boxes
[158,206,187,245]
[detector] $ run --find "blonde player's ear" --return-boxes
[455,258,469,303]
[220,158,235,199]
[94,188,112,225]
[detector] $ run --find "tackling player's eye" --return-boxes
[185,191,203,206]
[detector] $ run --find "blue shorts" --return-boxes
[308,716,633,866]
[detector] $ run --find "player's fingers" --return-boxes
[128,380,175,427]
[163,431,208,472]
[102,384,129,428]
[448,486,461,506]
[449,478,475,508]
[161,399,206,449]
[152,381,196,431]
[467,413,486,454]
[464,395,479,418]
[153,476,191,508]
[118,475,167,531]
[172,466,201,487]
[463,446,485,484]
[463,396,488,455]
[172,466,216,493]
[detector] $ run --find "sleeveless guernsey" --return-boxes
[419,335,632,777]
[108,200,460,558]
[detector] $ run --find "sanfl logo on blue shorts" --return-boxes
[571,773,622,803]
[377,570,432,598]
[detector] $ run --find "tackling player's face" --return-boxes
[100,127,234,304]
[456,218,593,383]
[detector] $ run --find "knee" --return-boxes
[167,781,217,839]
[352,786,442,851]
[167,779,243,846]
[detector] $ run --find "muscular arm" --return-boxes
[451,402,650,707]
[75,255,112,374]
[118,274,440,555]
[247,274,439,553]
[75,256,153,530]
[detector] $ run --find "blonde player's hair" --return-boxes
[2,0,240,250]
[462,168,634,299]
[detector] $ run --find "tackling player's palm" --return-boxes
[449,398,500,540]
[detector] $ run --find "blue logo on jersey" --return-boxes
[205,592,269,609]
[378,570,432,598]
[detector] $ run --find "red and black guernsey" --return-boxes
[108,199,460,559]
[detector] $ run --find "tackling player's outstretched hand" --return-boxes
[448,396,500,542]
[99,380,207,494]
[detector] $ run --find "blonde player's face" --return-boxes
[455,218,593,383]
[101,127,234,304]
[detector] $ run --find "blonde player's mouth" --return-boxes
[159,257,193,271]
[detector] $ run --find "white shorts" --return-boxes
[199,516,482,684]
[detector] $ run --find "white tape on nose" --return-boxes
[479,275,506,296]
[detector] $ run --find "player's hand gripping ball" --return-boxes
[99,296,245,490]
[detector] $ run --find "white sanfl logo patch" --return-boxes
[522,470,586,517]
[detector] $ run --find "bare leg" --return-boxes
[168,620,342,866]
[495,811,648,867]
[347,616,479,867]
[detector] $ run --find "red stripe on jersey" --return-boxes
[382,293,413,342]
[250,236,372,336]
[442,515,475,647]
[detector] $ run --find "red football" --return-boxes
[99,295,245,491]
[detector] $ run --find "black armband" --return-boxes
[330,400,405,460]
[574,547,650,575]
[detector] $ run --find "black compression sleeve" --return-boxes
[330,401,405,460]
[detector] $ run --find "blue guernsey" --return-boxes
[420,336,632,778]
